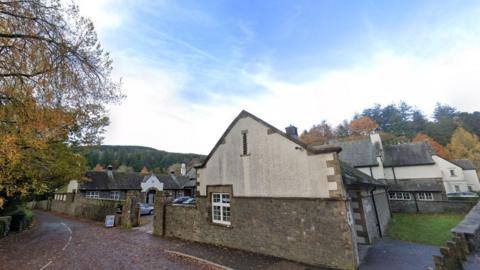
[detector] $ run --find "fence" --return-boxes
[433,202,480,270]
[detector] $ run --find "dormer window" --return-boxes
[242,130,248,155]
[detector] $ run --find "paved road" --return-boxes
[0,211,215,270]
[359,239,439,270]
[0,211,327,270]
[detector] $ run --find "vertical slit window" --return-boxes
[242,131,248,155]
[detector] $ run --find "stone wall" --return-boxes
[27,200,51,211]
[434,202,480,269]
[389,200,475,213]
[31,194,123,222]
[164,196,357,270]
[452,202,480,251]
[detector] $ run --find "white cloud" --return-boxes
[75,0,125,31]
[77,1,480,155]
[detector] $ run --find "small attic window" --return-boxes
[449,169,457,177]
[242,130,248,155]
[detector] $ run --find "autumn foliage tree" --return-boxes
[413,133,449,158]
[349,116,379,136]
[300,120,334,145]
[447,128,480,170]
[0,1,123,208]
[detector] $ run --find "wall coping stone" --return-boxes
[452,202,480,235]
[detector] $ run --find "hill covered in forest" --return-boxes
[82,145,205,173]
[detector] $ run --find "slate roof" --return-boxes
[80,171,196,191]
[80,171,143,191]
[383,141,435,167]
[313,139,379,167]
[155,174,195,190]
[340,161,385,187]
[387,178,445,192]
[451,159,477,170]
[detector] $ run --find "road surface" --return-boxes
[0,211,214,270]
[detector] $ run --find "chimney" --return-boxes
[285,125,298,139]
[107,165,113,179]
[170,171,176,180]
[369,132,384,157]
[180,163,187,176]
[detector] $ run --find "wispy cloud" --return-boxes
[75,0,480,154]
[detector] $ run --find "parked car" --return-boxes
[182,197,195,205]
[172,196,191,204]
[447,192,479,198]
[139,203,154,215]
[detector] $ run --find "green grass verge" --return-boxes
[387,213,464,246]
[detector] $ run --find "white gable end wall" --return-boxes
[383,164,441,180]
[198,116,337,198]
[464,170,480,191]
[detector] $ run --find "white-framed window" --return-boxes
[389,192,412,200]
[454,185,461,192]
[85,191,100,199]
[417,192,434,201]
[212,193,231,225]
[110,191,120,200]
[449,169,457,177]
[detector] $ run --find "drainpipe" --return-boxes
[413,192,419,213]
[370,186,382,238]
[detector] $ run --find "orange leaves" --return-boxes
[349,116,379,136]
[413,133,449,159]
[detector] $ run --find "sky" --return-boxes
[75,0,480,154]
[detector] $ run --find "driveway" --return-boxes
[359,239,440,270]
[0,211,328,270]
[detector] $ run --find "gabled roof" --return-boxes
[340,161,385,187]
[196,110,341,169]
[147,174,194,190]
[314,139,379,167]
[80,171,143,190]
[383,141,435,167]
[451,159,477,170]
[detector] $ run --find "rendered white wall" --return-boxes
[198,116,337,198]
[464,170,480,191]
[383,164,442,180]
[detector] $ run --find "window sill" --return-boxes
[240,154,250,157]
[210,221,233,228]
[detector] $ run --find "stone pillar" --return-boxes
[122,190,140,228]
[153,190,165,237]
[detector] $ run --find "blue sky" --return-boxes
[77,0,480,153]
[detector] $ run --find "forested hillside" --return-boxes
[82,145,204,173]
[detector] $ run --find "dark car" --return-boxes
[172,196,191,204]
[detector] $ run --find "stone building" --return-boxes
[64,166,195,204]
[162,111,390,270]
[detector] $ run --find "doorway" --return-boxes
[146,189,156,205]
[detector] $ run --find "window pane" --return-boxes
[222,194,230,203]
[223,206,230,222]
[213,206,221,221]
[213,194,220,203]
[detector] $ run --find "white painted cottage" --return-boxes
[318,133,480,204]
